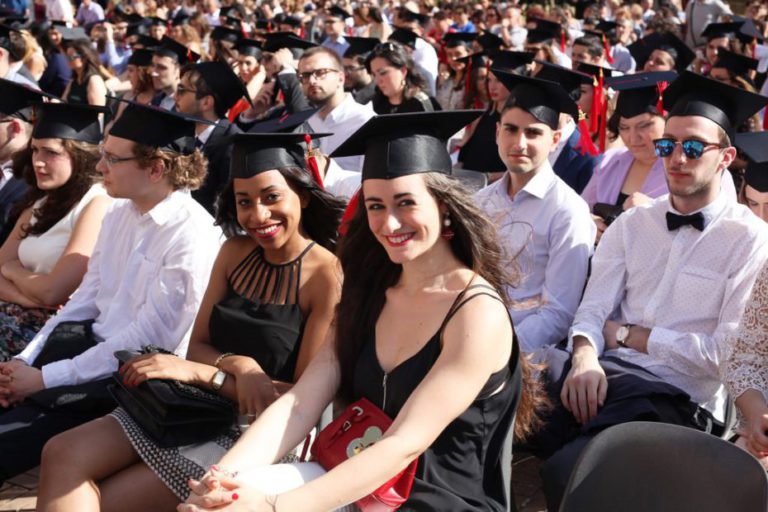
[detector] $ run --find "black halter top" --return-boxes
[352,283,522,511]
[208,242,315,383]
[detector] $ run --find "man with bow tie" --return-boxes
[532,72,768,510]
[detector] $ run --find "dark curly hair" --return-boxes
[14,139,101,239]
[215,166,346,253]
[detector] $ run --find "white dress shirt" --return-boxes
[413,37,438,96]
[324,159,360,200]
[0,161,13,191]
[568,192,768,417]
[16,191,222,388]
[474,164,596,352]
[308,93,374,173]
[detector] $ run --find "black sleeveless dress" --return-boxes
[112,243,313,500]
[352,284,522,511]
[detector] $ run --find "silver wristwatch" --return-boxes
[616,325,632,348]
[211,370,228,391]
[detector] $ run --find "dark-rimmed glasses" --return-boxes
[297,68,340,83]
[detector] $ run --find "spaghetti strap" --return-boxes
[438,282,505,334]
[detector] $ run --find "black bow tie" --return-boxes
[666,211,705,232]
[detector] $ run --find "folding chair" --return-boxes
[559,421,768,512]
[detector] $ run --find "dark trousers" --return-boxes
[527,348,717,511]
[0,379,114,483]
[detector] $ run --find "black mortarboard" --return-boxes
[0,78,56,122]
[280,16,303,28]
[533,61,591,101]
[595,20,617,34]
[262,32,316,53]
[476,31,505,51]
[237,38,263,58]
[108,99,203,154]
[712,49,758,79]
[735,132,768,192]
[171,13,191,26]
[663,71,768,141]
[627,32,695,73]
[700,21,741,40]
[331,111,483,181]
[127,48,154,67]
[398,8,429,26]
[59,26,90,43]
[526,17,562,44]
[576,62,614,80]
[490,50,534,71]
[736,18,765,44]
[154,35,200,63]
[132,34,159,49]
[148,16,167,27]
[492,69,578,128]
[123,13,145,25]
[442,32,477,46]
[246,108,319,133]
[194,61,252,110]
[127,20,151,37]
[49,20,70,28]
[223,15,245,28]
[253,19,275,32]
[0,23,18,51]
[455,51,486,68]
[1,15,29,29]
[327,5,351,20]
[606,70,677,119]
[211,25,243,43]
[343,36,379,58]
[388,28,418,50]
[231,133,327,178]
[31,103,106,144]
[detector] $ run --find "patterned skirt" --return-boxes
[0,301,54,361]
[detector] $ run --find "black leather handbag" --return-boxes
[108,346,237,448]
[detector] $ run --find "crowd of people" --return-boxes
[0,0,765,510]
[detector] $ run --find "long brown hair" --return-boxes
[15,139,101,238]
[334,172,545,439]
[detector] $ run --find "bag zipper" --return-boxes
[382,372,388,411]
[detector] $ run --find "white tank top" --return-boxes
[17,184,108,274]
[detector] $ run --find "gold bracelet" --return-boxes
[213,352,235,369]
[266,494,279,512]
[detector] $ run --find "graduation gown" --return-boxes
[552,128,603,195]
[193,119,241,215]
[0,176,27,245]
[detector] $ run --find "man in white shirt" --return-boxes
[474,70,595,353]
[534,72,768,510]
[0,101,221,483]
[299,46,374,173]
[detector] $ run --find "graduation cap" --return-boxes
[388,27,418,50]
[398,8,429,26]
[148,16,168,27]
[343,36,379,58]
[126,20,151,37]
[533,61,591,101]
[83,19,106,34]
[171,13,192,27]
[476,31,505,51]
[736,18,765,45]
[0,78,57,122]
[253,18,275,32]
[246,108,319,134]
[575,62,614,80]
[331,110,483,180]
[279,15,303,29]
[210,25,243,43]
[237,38,263,59]
[0,23,18,51]
[455,51,487,68]
[31,102,106,144]
[230,132,328,178]
[712,49,758,80]
[735,132,768,192]
[595,20,617,34]
[126,48,153,67]
[606,70,677,119]
[222,15,246,29]
[132,34,159,49]
[663,71,768,141]
[526,17,563,45]
[700,21,742,41]
[193,61,252,111]
[442,32,477,47]
[154,35,200,63]
[1,15,29,29]
[108,98,204,154]
[627,32,695,74]
[59,26,90,43]
[123,13,146,25]
[327,5,351,20]
[262,31,316,53]
[489,50,534,71]
[493,69,578,127]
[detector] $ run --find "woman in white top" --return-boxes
[0,103,111,361]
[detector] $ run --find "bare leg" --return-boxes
[37,416,140,512]
[100,462,180,512]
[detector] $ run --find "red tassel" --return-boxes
[277,89,285,104]
[589,70,603,134]
[304,134,324,189]
[560,30,566,53]
[575,108,599,156]
[656,80,668,116]
[338,190,360,236]
[268,22,273,33]
[598,89,608,153]
[300,23,305,39]
[603,34,613,65]
[763,106,768,131]
[240,21,247,39]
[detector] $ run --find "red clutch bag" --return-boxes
[311,398,418,512]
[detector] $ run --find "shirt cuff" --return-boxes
[278,67,296,75]
[646,326,677,360]
[568,327,602,354]
[41,359,76,388]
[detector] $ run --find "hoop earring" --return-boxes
[441,215,455,240]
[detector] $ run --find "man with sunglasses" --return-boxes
[533,72,768,511]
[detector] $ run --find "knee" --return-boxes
[41,431,81,475]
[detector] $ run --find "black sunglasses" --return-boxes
[653,138,725,160]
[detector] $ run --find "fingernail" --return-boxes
[231,493,239,500]
[211,465,219,471]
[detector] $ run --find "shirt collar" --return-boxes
[666,187,728,229]
[134,190,186,225]
[519,162,557,199]
[197,122,217,145]
[324,93,354,123]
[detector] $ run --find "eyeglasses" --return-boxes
[176,84,197,95]
[67,53,83,61]
[99,147,139,167]
[653,138,726,160]
[297,68,340,83]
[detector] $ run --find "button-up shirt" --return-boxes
[321,35,350,58]
[568,191,768,417]
[308,93,374,172]
[17,191,222,388]
[475,164,596,352]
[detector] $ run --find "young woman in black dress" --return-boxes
[178,111,543,512]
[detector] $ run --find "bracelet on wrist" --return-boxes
[213,352,235,369]
[210,465,239,479]
[266,494,279,512]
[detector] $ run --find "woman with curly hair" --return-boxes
[0,102,111,361]
[367,42,441,114]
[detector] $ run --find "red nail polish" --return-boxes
[231,493,239,500]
